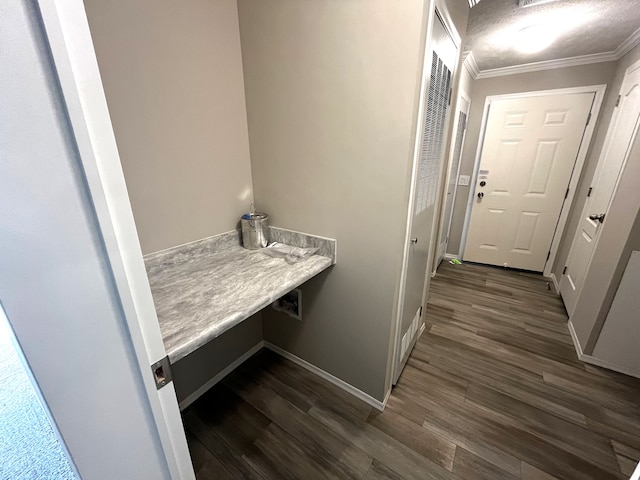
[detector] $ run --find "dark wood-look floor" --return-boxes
[183,262,640,480]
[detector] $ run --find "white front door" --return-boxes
[464,93,594,272]
[0,2,194,478]
[394,12,457,383]
[560,61,640,315]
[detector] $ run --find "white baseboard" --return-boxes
[444,253,459,261]
[382,386,392,409]
[178,341,265,411]
[264,341,386,411]
[567,320,640,379]
[567,320,584,356]
[549,273,560,294]
[177,339,388,412]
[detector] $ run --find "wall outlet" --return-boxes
[458,175,470,186]
[272,289,302,320]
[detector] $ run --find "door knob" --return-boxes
[479,181,486,187]
[589,213,605,223]
[477,192,484,199]
[410,238,418,244]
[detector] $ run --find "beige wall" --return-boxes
[84,0,254,254]
[238,0,430,401]
[447,62,617,258]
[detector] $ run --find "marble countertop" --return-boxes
[145,229,335,363]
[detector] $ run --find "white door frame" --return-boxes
[435,90,471,265]
[38,1,194,478]
[459,84,607,276]
[388,0,460,393]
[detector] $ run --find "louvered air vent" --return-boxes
[518,0,559,7]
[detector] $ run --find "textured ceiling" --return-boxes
[466,0,640,71]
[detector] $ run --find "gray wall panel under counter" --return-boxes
[172,313,263,408]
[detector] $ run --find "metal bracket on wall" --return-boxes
[151,356,173,390]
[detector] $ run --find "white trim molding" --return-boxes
[568,321,640,380]
[180,340,391,412]
[265,342,387,411]
[463,51,480,78]
[616,26,640,59]
[469,27,640,80]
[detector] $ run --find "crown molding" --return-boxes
[463,51,480,78]
[472,27,640,80]
[476,51,618,79]
[615,26,640,59]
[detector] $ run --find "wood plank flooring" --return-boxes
[183,262,640,480]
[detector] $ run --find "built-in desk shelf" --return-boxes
[144,227,336,363]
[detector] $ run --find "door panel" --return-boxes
[464,93,594,271]
[560,63,640,315]
[0,2,192,478]
[395,13,456,383]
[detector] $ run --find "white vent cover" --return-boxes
[518,0,559,7]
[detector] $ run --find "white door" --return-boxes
[394,12,457,383]
[436,94,470,267]
[0,2,194,478]
[560,61,640,315]
[464,93,594,272]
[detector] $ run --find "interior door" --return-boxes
[394,12,457,383]
[0,2,194,478]
[464,92,594,272]
[560,61,640,315]
[436,95,470,267]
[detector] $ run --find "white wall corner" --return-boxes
[567,321,640,379]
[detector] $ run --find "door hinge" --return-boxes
[546,251,551,261]
[586,112,592,126]
[563,266,568,275]
[151,356,173,390]
[616,95,621,107]
[419,306,423,317]
[587,187,593,197]
[564,187,570,199]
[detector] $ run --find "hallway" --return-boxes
[184,263,640,480]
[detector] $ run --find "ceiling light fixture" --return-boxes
[515,24,556,53]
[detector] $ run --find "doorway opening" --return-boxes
[458,85,607,276]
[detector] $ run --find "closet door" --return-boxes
[394,11,458,383]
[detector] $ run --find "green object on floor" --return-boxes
[449,259,462,265]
